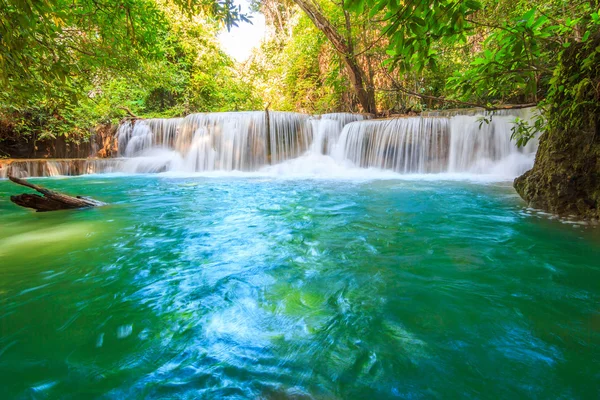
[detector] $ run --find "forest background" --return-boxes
[0,0,598,149]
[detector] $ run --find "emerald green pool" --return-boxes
[0,176,599,398]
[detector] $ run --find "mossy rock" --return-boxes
[514,32,600,220]
[514,129,600,219]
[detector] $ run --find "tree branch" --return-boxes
[379,83,537,111]
[118,106,138,118]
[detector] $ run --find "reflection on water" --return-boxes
[0,176,599,398]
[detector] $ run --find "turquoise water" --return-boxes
[0,176,599,399]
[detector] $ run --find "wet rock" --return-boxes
[514,34,600,220]
[514,129,600,219]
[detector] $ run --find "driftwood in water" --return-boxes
[9,176,104,212]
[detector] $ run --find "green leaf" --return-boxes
[582,31,591,42]
[368,1,388,18]
[521,8,537,26]
[531,15,548,30]
[465,0,482,11]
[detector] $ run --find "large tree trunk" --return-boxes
[9,176,105,212]
[292,0,377,114]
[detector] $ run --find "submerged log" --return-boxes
[8,176,105,212]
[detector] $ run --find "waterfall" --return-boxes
[310,119,343,155]
[447,111,538,176]
[115,109,537,177]
[308,113,369,156]
[117,112,313,173]
[320,113,369,126]
[334,109,538,176]
[117,118,183,157]
[334,117,450,173]
[1,109,539,179]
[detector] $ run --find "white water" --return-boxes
[112,109,538,180]
[448,114,538,176]
[0,159,121,179]
[335,117,450,173]
[117,112,312,173]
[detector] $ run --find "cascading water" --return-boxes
[117,111,313,173]
[334,108,537,177]
[320,112,369,126]
[334,117,450,173]
[309,119,343,156]
[447,111,538,176]
[309,113,369,156]
[113,109,538,178]
[0,159,121,178]
[2,109,538,179]
[117,118,183,157]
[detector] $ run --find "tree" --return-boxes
[292,0,377,114]
[0,0,249,102]
[0,0,259,149]
[272,0,481,114]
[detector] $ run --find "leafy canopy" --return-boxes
[0,0,259,143]
[0,0,250,100]
[343,0,481,73]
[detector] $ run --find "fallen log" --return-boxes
[9,176,105,212]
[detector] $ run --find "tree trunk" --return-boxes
[9,176,105,212]
[292,0,377,114]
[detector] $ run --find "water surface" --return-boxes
[0,176,599,399]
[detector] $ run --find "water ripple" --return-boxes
[0,176,599,398]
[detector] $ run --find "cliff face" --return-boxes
[514,128,599,219]
[93,123,119,158]
[0,123,118,159]
[514,34,600,220]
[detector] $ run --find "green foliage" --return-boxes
[247,6,349,112]
[447,8,556,103]
[0,0,260,144]
[2,0,161,100]
[544,30,600,134]
[510,115,545,147]
[344,0,481,73]
[446,2,599,105]
[0,0,249,96]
